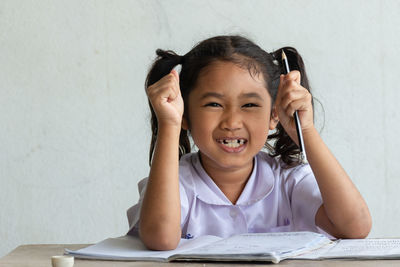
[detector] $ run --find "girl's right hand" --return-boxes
[146,69,184,128]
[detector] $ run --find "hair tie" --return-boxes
[269,52,279,66]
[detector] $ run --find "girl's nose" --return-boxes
[220,109,243,131]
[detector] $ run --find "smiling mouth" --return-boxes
[216,138,247,148]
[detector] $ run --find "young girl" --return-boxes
[127,35,372,250]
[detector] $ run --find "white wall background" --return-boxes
[1,0,399,257]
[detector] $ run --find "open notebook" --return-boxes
[66,232,330,263]
[65,231,400,263]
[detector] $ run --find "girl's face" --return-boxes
[182,60,278,173]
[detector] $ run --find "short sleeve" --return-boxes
[126,177,148,235]
[290,169,323,232]
[126,177,189,236]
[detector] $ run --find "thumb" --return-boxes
[170,69,180,83]
[286,70,301,84]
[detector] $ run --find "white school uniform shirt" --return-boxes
[127,151,326,239]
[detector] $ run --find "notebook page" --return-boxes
[322,238,400,259]
[178,232,330,257]
[293,241,338,259]
[66,234,221,260]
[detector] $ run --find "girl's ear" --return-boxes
[269,107,279,130]
[182,115,189,130]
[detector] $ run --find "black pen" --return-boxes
[281,50,308,164]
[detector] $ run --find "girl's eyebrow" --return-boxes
[200,92,224,99]
[200,92,264,100]
[240,92,264,100]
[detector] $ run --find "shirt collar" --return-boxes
[190,152,275,206]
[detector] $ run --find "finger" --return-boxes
[147,82,178,103]
[277,77,301,105]
[280,88,310,111]
[278,73,300,95]
[283,70,301,84]
[147,73,177,94]
[284,97,312,118]
[169,70,181,96]
[161,81,179,103]
[166,89,178,103]
[170,69,180,83]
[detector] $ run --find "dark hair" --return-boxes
[145,35,313,166]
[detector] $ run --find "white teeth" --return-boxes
[218,139,246,148]
[227,142,240,148]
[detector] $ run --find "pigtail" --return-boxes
[268,47,313,166]
[145,49,190,166]
[273,47,311,91]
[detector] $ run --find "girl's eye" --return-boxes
[242,103,259,108]
[205,102,222,107]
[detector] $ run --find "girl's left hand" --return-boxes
[274,70,314,144]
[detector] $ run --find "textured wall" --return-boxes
[1,0,399,257]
